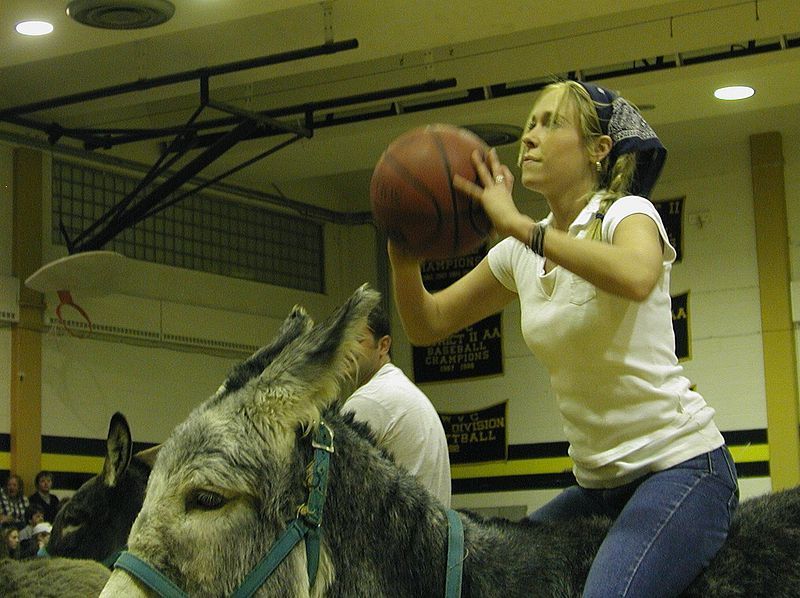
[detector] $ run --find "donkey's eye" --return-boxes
[188,490,227,511]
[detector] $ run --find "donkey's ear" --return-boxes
[256,284,381,426]
[101,412,133,488]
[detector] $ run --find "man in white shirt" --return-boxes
[342,303,452,506]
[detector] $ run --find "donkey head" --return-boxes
[101,284,379,597]
[49,412,156,563]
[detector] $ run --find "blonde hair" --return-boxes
[518,80,638,241]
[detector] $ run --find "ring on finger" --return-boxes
[494,175,505,184]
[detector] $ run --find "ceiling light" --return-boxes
[66,0,175,30]
[714,86,755,101]
[15,20,54,36]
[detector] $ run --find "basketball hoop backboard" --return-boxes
[25,251,130,338]
[25,251,130,296]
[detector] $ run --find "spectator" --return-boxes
[0,524,21,559]
[341,303,451,506]
[18,505,45,544]
[0,475,29,529]
[28,471,60,524]
[31,522,52,558]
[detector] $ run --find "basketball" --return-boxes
[369,124,491,260]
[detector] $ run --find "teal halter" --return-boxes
[112,419,466,597]
[114,420,335,598]
[445,508,464,597]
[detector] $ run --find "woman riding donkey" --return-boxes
[388,79,739,598]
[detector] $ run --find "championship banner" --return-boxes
[671,291,690,361]
[654,197,684,263]
[439,401,507,464]
[412,245,503,383]
[413,314,502,382]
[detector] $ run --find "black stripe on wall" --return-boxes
[42,435,158,456]
[454,472,577,494]
[0,429,774,493]
[723,429,768,445]
[453,461,769,495]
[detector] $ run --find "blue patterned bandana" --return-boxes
[578,81,667,198]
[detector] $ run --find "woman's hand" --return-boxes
[453,148,523,239]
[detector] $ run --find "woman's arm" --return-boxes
[388,242,515,346]
[543,214,664,301]
[453,149,664,302]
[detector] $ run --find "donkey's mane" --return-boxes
[323,409,386,455]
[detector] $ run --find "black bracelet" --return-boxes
[528,222,546,256]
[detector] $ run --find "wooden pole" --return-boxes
[10,147,44,494]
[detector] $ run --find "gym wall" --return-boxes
[0,143,379,493]
[1,122,798,511]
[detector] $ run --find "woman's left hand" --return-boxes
[453,148,520,238]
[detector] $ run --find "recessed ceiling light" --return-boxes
[15,20,54,36]
[66,0,175,30]
[714,86,755,101]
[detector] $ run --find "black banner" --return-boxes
[439,401,507,464]
[654,197,684,263]
[413,314,502,382]
[412,245,503,382]
[671,291,690,360]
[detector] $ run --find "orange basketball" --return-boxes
[369,124,491,260]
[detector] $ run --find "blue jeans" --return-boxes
[529,446,739,597]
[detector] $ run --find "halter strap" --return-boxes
[102,547,125,569]
[114,552,186,598]
[231,420,334,597]
[231,519,313,598]
[445,509,464,598]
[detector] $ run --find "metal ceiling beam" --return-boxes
[0,38,362,252]
[0,127,371,226]
[72,118,268,252]
[0,39,359,119]
[157,78,459,151]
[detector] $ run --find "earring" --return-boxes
[595,161,602,172]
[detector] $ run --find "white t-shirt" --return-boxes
[488,193,724,488]
[342,362,452,506]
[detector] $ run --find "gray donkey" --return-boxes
[49,412,157,564]
[50,304,312,566]
[96,284,799,597]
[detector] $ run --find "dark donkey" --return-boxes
[48,413,156,565]
[98,285,800,597]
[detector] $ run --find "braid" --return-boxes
[606,153,637,197]
[585,153,638,241]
